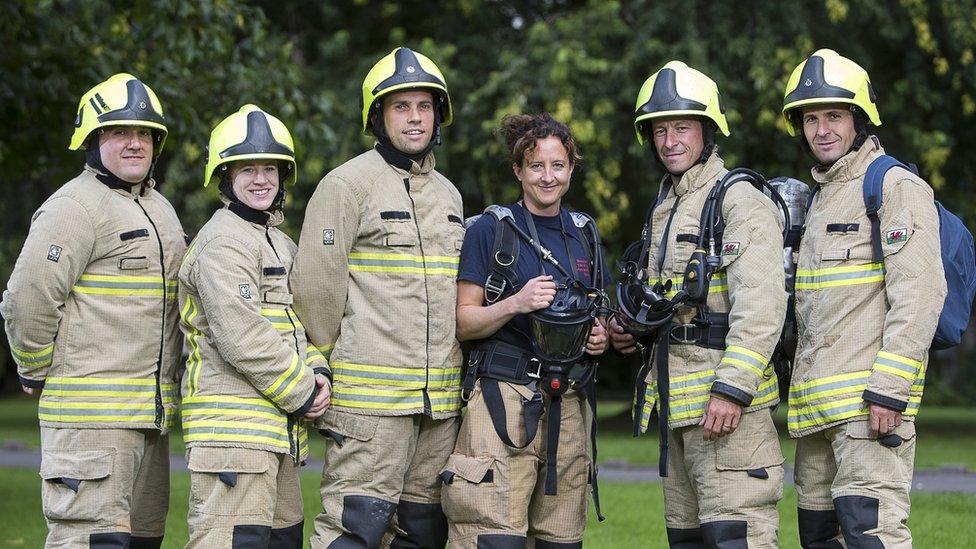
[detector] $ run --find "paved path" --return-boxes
[3,446,975,494]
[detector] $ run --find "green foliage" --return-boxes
[2,0,975,393]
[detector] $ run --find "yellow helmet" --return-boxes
[69,73,168,154]
[633,61,730,145]
[204,105,296,188]
[781,49,881,136]
[360,47,453,134]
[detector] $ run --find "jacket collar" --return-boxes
[222,195,284,227]
[669,151,725,197]
[812,135,884,185]
[84,164,151,196]
[375,144,435,176]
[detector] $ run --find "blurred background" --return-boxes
[2,0,974,400]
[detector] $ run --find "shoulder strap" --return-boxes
[863,155,911,262]
[483,207,520,304]
[568,210,604,288]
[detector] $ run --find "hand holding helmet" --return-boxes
[510,275,558,314]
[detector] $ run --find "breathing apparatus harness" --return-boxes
[461,204,608,519]
[615,168,791,476]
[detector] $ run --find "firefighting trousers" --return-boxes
[794,419,916,549]
[39,427,169,549]
[186,447,304,548]
[309,410,460,549]
[440,380,591,548]
[663,408,784,548]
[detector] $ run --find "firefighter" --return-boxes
[609,61,787,547]
[443,113,609,548]
[178,105,330,547]
[1,73,186,548]
[292,47,463,548]
[782,49,945,548]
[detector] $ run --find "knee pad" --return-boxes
[535,539,583,548]
[232,524,272,548]
[666,527,705,548]
[89,532,131,549]
[700,520,747,549]
[832,495,884,549]
[270,520,304,549]
[797,508,843,548]
[327,495,397,549]
[129,535,164,549]
[475,534,525,549]
[389,501,448,549]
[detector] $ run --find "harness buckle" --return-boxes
[526,358,542,379]
[670,324,700,345]
[484,274,507,304]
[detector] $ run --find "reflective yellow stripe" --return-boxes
[873,351,922,381]
[332,386,425,410]
[72,273,175,298]
[184,432,290,448]
[348,252,459,276]
[332,362,427,388]
[182,419,288,436]
[794,262,885,290]
[306,345,327,365]
[260,308,302,332]
[9,342,54,369]
[180,296,203,396]
[660,273,728,299]
[182,395,280,409]
[263,353,306,403]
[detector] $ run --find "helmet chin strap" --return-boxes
[370,98,442,167]
[217,166,285,218]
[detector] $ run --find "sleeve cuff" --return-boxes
[19,375,45,389]
[862,389,908,413]
[293,385,318,416]
[312,366,333,383]
[711,381,753,407]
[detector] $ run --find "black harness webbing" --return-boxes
[655,327,671,477]
[480,377,543,449]
[544,395,562,495]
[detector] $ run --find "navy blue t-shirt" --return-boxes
[458,203,609,353]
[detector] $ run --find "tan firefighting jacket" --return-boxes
[179,205,323,459]
[638,152,787,431]
[789,137,945,437]
[1,167,186,432]
[292,148,464,419]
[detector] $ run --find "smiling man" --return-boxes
[1,73,186,548]
[609,61,787,548]
[781,49,945,549]
[292,47,464,549]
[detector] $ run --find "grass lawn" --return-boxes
[1,467,973,548]
[3,396,975,472]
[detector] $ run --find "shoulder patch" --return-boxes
[47,245,62,263]
[323,229,335,245]
[239,284,252,300]
[721,242,740,256]
[885,228,908,244]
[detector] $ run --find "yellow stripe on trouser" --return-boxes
[788,370,924,430]
[794,263,885,290]
[9,341,54,370]
[181,296,204,396]
[660,273,728,299]
[348,252,459,276]
[39,376,160,423]
[72,273,177,300]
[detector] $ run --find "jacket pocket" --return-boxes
[188,447,272,516]
[841,420,916,483]
[118,256,150,270]
[40,448,115,521]
[383,218,418,247]
[318,409,379,481]
[263,291,294,306]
